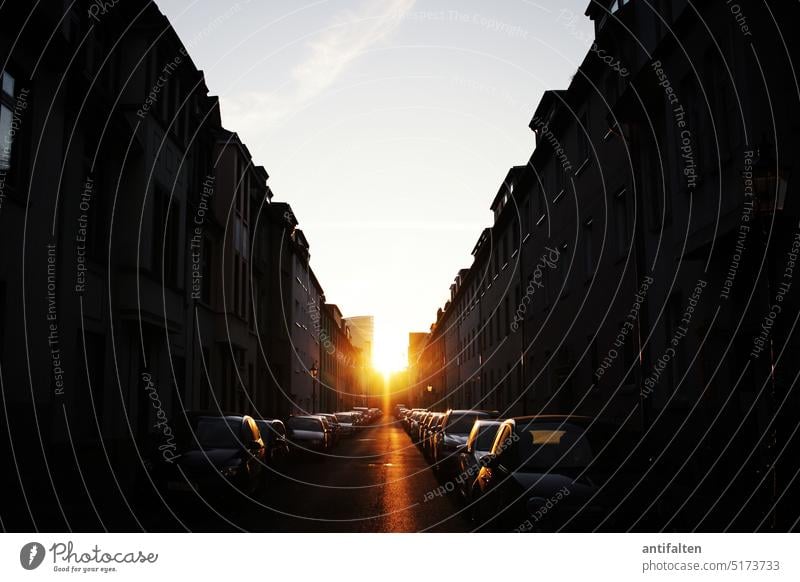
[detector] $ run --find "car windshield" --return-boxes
[193,418,241,449]
[475,424,501,450]
[255,421,271,441]
[287,418,322,431]
[256,421,283,442]
[447,412,494,435]
[514,422,593,471]
[335,414,352,422]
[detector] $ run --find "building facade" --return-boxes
[416,0,800,530]
[0,0,362,530]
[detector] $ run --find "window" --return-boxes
[536,189,547,225]
[233,259,240,315]
[152,186,180,288]
[0,280,5,359]
[249,280,258,333]
[664,294,682,392]
[645,126,671,229]
[615,189,628,257]
[680,75,703,187]
[0,69,29,200]
[558,242,569,298]
[232,175,250,319]
[78,331,106,417]
[577,111,590,166]
[201,236,213,304]
[506,363,512,404]
[504,296,510,336]
[0,71,18,173]
[610,0,630,13]
[201,347,212,408]
[705,48,737,156]
[583,220,594,280]
[523,200,531,234]
[544,268,551,308]
[657,0,673,32]
[555,163,566,198]
[622,321,636,383]
[604,73,618,107]
[86,177,107,262]
[543,350,552,396]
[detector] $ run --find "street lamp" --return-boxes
[310,362,319,413]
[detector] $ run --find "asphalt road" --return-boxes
[146,418,472,532]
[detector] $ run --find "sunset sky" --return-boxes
[158,0,595,372]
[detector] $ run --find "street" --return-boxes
[146,419,471,533]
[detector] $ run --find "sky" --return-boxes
[157,0,595,373]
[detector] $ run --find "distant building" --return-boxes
[344,315,374,357]
[407,332,430,407]
[319,303,357,411]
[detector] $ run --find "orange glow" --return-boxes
[372,318,408,376]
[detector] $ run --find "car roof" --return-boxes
[447,409,496,415]
[196,414,245,422]
[508,414,593,422]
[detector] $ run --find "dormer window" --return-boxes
[611,0,631,14]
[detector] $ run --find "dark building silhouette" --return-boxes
[0,0,360,530]
[416,0,800,531]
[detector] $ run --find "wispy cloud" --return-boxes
[223,0,416,128]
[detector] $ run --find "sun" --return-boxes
[371,320,408,376]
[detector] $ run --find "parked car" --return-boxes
[316,415,335,450]
[470,415,642,531]
[408,410,426,438]
[456,420,503,501]
[433,409,498,477]
[255,419,290,472]
[286,416,330,457]
[352,407,372,422]
[350,410,367,426]
[317,413,342,445]
[404,408,426,433]
[334,412,358,436]
[415,411,432,444]
[422,412,445,460]
[162,414,266,498]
